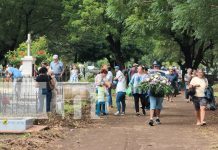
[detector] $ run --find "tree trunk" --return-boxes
[106,34,125,69]
[180,45,193,69]
[74,52,78,63]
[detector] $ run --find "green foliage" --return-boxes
[96,58,109,68]
[1,0,217,71]
[5,36,52,66]
[0,0,65,63]
[64,102,74,114]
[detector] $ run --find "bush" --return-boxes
[5,36,52,66]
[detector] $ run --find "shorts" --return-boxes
[192,97,207,111]
[149,96,163,110]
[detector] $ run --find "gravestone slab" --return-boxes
[0,117,34,132]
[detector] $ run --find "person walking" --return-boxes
[189,69,208,126]
[50,54,64,82]
[106,66,113,108]
[114,66,126,116]
[148,61,164,126]
[129,65,148,116]
[184,68,192,102]
[166,67,178,102]
[128,63,138,82]
[192,69,197,77]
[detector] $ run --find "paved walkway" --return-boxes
[49,94,217,150]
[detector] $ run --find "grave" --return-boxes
[0,118,34,133]
[0,34,40,133]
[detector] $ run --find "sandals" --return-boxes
[196,122,207,126]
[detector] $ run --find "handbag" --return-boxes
[126,86,132,97]
[49,79,55,90]
[206,100,217,111]
[48,76,55,90]
[204,87,214,102]
[188,87,196,97]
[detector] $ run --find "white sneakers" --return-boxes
[114,111,125,116]
[114,111,120,116]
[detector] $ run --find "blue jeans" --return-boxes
[38,89,52,112]
[184,83,189,99]
[116,92,126,113]
[107,88,113,106]
[96,101,106,115]
[46,91,52,112]
[149,96,163,110]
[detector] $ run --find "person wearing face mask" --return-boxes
[189,69,208,126]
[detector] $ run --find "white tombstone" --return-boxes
[21,34,35,77]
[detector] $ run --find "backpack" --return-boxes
[205,86,214,102]
[205,86,217,111]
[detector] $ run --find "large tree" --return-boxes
[124,0,217,69]
[63,0,146,68]
[0,0,65,64]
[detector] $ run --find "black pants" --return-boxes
[46,90,52,112]
[133,94,148,113]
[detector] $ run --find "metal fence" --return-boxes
[0,77,97,119]
[0,77,64,118]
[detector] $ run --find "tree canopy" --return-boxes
[0,0,218,72]
[0,0,65,64]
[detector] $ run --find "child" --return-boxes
[70,64,79,83]
[96,86,107,116]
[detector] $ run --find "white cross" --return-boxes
[27,33,31,56]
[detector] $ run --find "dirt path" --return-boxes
[47,94,217,150]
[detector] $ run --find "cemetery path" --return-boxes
[47,94,218,150]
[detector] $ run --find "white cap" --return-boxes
[53,54,58,59]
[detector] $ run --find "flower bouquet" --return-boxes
[139,73,173,97]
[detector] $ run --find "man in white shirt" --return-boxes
[106,66,113,108]
[114,66,126,116]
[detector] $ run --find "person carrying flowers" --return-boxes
[129,65,149,116]
[140,61,173,126]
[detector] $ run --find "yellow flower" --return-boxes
[2,119,8,125]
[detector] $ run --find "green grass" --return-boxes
[213,83,218,97]
[64,100,89,114]
[213,83,218,89]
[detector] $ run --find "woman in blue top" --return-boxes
[129,65,148,116]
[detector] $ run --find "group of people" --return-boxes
[94,61,213,126]
[2,55,214,126]
[94,62,165,126]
